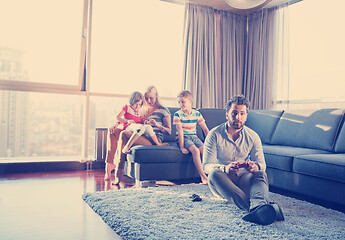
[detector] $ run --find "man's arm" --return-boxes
[202,130,224,174]
[248,132,266,171]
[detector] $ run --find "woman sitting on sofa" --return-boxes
[113,85,172,184]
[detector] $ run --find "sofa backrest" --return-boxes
[334,114,345,153]
[197,108,227,141]
[164,107,179,142]
[270,109,344,151]
[245,110,284,144]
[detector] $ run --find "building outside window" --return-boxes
[0,0,184,160]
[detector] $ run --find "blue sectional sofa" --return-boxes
[125,107,226,186]
[125,107,345,209]
[245,109,345,209]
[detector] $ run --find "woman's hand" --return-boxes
[146,119,158,126]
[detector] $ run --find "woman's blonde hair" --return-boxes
[145,85,161,107]
[140,85,162,119]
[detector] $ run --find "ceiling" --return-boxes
[186,0,298,15]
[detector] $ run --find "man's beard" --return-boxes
[230,121,243,130]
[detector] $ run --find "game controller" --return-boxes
[237,163,249,168]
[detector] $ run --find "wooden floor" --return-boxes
[0,170,146,240]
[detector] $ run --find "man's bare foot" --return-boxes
[114,168,125,185]
[122,146,131,154]
[104,163,116,180]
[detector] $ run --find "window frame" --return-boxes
[0,0,89,94]
[274,0,345,110]
[0,0,180,162]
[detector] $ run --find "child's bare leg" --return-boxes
[114,167,125,185]
[199,145,204,155]
[143,124,169,146]
[150,134,169,146]
[104,127,121,180]
[122,125,147,153]
[189,145,208,184]
[104,162,115,180]
[122,132,140,154]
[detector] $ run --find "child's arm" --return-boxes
[109,110,126,134]
[200,122,209,136]
[116,110,134,124]
[176,124,189,154]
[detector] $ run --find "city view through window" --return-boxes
[0,0,85,159]
[0,91,83,158]
[0,0,183,160]
[0,90,131,159]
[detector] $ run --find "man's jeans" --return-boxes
[208,169,270,211]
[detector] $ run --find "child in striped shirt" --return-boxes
[173,90,209,184]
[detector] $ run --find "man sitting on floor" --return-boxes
[203,95,284,225]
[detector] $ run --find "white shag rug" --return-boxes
[82,184,345,240]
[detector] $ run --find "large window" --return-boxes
[0,0,85,87]
[282,0,345,109]
[0,0,184,161]
[89,0,184,97]
[87,0,184,159]
[0,90,84,159]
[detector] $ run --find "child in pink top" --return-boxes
[104,91,143,180]
[113,91,168,156]
[106,91,168,180]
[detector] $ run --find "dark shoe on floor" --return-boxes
[242,204,276,225]
[270,202,285,221]
[190,194,202,202]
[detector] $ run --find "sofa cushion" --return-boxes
[263,144,329,171]
[246,110,284,144]
[334,117,345,153]
[197,108,226,141]
[127,145,192,164]
[271,109,344,151]
[293,154,345,183]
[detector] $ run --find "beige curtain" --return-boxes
[243,5,288,109]
[183,4,216,108]
[183,3,288,110]
[217,10,247,108]
[183,3,246,109]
